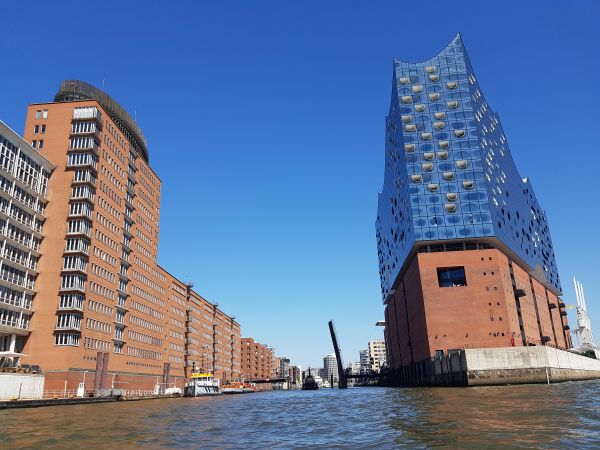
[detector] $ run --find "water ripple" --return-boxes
[1,381,599,449]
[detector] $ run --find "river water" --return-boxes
[2,381,600,449]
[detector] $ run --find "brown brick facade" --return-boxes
[17,92,242,393]
[384,248,571,371]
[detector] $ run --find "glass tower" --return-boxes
[376,34,561,302]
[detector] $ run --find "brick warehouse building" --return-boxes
[376,35,571,383]
[16,80,242,392]
[241,337,273,390]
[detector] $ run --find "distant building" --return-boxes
[271,355,280,378]
[241,338,273,381]
[289,365,302,386]
[279,357,290,380]
[368,340,387,373]
[347,361,361,375]
[323,353,338,383]
[359,349,370,374]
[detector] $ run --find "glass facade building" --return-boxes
[376,34,561,302]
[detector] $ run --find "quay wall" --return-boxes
[465,346,600,385]
[0,373,45,400]
[43,369,185,394]
[384,347,600,387]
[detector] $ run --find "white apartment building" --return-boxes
[368,340,387,373]
[0,121,53,359]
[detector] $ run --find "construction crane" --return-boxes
[573,277,600,359]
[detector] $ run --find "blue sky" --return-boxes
[1,1,599,367]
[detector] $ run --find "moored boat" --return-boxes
[184,372,222,397]
[222,381,256,394]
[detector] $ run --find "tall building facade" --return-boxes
[0,121,54,356]
[18,80,241,391]
[359,349,370,374]
[241,337,273,381]
[368,340,387,373]
[323,353,338,383]
[376,35,571,377]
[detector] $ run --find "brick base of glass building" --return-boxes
[383,245,571,375]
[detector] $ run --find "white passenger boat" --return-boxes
[184,373,222,397]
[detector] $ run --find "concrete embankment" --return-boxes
[386,346,600,387]
[0,394,182,409]
[466,346,600,385]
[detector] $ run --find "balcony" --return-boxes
[0,295,33,313]
[563,324,570,331]
[57,303,84,313]
[72,170,97,186]
[69,140,99,156]
[548,303,557,309]
[0,317,30,336]
[68,203,93,220]
[70,122,101,140]
[72,106,103,126]
[0,273,34,291]
[560,310,568,316]
[64,239,90,255]
[514,288,526,298]
[55,313,82,331]
[66,153,98,172]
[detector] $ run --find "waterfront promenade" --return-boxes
[1,383,599,449]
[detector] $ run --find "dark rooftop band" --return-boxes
[54,80,149,162]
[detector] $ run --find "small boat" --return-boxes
[184,372,222,397]
[221,382,244,394]
[301,368,319,390]
[222,381,256,394]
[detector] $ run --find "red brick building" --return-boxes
[18,80,241,393]
[241,337,273,389]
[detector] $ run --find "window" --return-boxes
[32,140,37,148]
[41,124,46,133]
[35,110,41,119]
[437,267,467,287]
[38,140,44,149]
[34,125,39,134]
[42,109,48,119]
